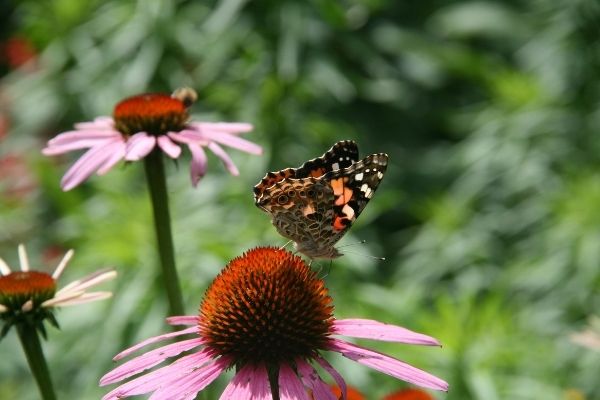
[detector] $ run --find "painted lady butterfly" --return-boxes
[254,140,388,259]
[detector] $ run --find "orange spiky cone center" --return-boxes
[0,271,56,309]
[199,247,334,367]
[113,93,188,136]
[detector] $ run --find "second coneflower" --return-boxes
[100,247,447,400]
[0,244,116,400]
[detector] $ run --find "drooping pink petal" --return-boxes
[188,143,208,186]
[297,359,336,400]
[332,319,441,346]
[157,135,182,158]
[61,139,123,191]
[112,326,200,361]
[124,132,156,161]
[167,315,199,326]
[168,131,210,146]
[328,339,449,391]
[101,351,219,399]
[148,356,229,400]
[101,338,204,385]
[97,141,126,175]
[190,122,253,134]
[220,364,271,400]
[199,129,262,155]
[279,363,310,400]
[315,355,347,400]
[208,142,239,176]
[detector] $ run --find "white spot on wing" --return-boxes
[332,163,340,170]
[342,204,355,219]
[355,172,364,181]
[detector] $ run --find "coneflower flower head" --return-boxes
[0,245,116,338]
[101,247,447,399]
[42,88,262,190]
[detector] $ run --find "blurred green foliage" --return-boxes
[1,0,600,399]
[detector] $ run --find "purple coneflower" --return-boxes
[42,88,262,190]
[1,244,116,400]
[100,247,447,399]
[0,244,116,337]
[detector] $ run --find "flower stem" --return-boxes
[16,325,57,400]
[268,366,280,400]
[143,149,185,316]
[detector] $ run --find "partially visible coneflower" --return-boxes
[326,385,365,400]
[382,388,434,400]
[100,247,447,400]
[0,244,116,400]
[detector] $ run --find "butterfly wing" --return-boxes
[253,140,359,203]
[257,178,340,258]
[323,153,389,239]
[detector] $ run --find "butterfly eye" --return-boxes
[277,195,289,204]
[287,190,296,198]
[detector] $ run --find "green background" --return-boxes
[1,0,599,399]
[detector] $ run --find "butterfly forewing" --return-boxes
[253,140,359,202]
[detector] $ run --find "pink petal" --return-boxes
[332,319,441,346]
[297,359,336,400]
[327,339,449,391]
[315,355,347,400]
[168,131,210,146]
[199,129,262,155]
[124,132,156,161]
[191,122,253,134]
[157,135,182,158]
[279,363,310,400]
[188,143,208,186]
[148,356,229,400]
[102,351,219,399]
[43,136,121,155]
[101,338,204,385]
[220,364,271,400]
[61,139,123,191]
[74,116,115,130]
[113,326,199,361]
[167,315,199,326]
[208,142,239,176]
[45,129,120,147]
[97,141,126,175]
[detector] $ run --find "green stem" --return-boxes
[16,325,57,400]
[143,149,185,316]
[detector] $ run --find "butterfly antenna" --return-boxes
[337,240,386,261]
[337,239,367,249]
[342,250,386,261]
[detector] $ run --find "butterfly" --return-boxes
[253,140,388,259]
